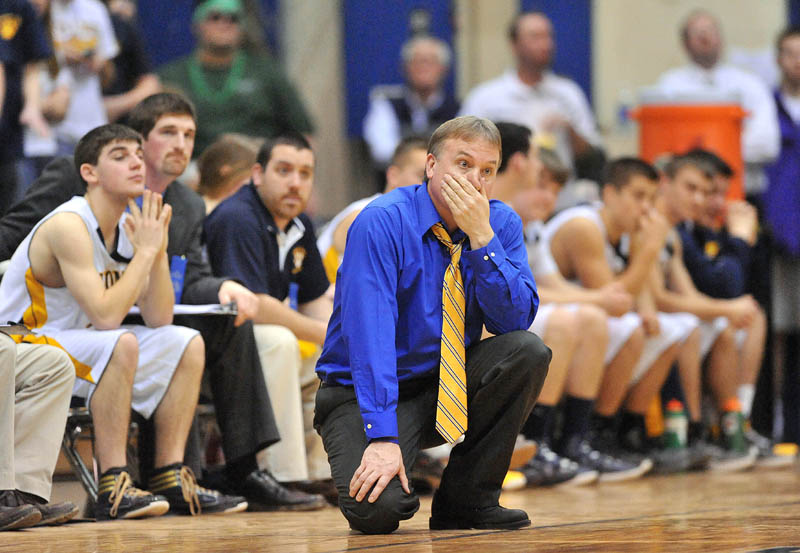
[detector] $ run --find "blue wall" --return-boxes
[342,0,455,137]
[790,0,800,26]
[341,0,592,137]
[135,1,592,138]
[519,0,593,105]
[136,0,279,67]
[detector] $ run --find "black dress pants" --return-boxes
[314,330,551,534]
[175,316,280,462]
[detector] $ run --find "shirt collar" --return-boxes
[504,68,553,91]
[412,183,466,242]
[405,87,444,111]
[246,182,305,235]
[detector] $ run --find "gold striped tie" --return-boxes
[431,223,468,444]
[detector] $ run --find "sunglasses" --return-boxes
[207,11,240,24]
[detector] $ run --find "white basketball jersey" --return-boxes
[541,202,628,278]
[523,221,559,278]
[0,196,134,333]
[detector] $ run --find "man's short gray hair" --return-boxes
[401,36,452,67]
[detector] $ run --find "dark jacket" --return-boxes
[0,156,226,304]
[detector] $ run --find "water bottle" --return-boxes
[721,397,747,453]
[664,399,688,449]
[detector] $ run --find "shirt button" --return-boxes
[367,424,372,429]
[483,255,489,261]
[490,252,496,257]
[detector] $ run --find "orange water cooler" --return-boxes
[631,92,746,199]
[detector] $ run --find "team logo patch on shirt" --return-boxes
[704,240,719,259]
[0,14,22,41]
[291,246,306,274]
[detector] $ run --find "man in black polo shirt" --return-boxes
[204,133,335,499]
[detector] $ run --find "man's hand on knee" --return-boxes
[349,442,410,503]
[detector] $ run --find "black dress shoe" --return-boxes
[429,493,530,530]
[285,479,339,506]
[409,452,444,494]
[235,470,327,511]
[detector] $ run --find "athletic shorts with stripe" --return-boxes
[529,303,641,366]
[15,324,199,419]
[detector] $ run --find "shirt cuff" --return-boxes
[361,410,398,441]
[369,437,400,445]
[462,234,506,274]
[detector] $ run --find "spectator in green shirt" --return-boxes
[158,0,314,156]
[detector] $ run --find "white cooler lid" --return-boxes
[638,86,742,105]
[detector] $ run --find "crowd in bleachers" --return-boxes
[1,0,799,534]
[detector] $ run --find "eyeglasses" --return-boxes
[206,11,240,24]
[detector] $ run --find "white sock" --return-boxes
[738,384,755,419]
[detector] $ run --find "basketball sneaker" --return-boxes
[520,442,598,487]
[617,426,691,474]
[95,469,170,521]
[707,407,757,472]
[148,464,248,515]
[560,437,648,483]
[744,426,795,469]
[588,425,654,475]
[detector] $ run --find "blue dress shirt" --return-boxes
[315,184,538,441]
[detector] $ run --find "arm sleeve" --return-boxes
[94,3,119,62]
[120,17,152,78]
[297,218,330,304]
[678,226,749,299]
[564,81,602,147]
[203,208,271,295]
[741,76,780,163]
[339,208,400,440]
[0,156,81,260]
[177,219,226,304]
[20,2,52,62]
[461,207,539,335]
[363,94,401,165]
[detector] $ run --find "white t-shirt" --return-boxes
[460,69,602,170]
[23,66,74,157]
[50,0,118,144]
[657,62,780,166]
[781,92,800,124]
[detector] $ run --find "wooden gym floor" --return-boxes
[1,467,799,552]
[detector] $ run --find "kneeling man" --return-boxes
[314,116,551,534]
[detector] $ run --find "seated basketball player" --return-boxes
[494,128,650,483]
[542,158,699,472]
[0,124,247,521]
